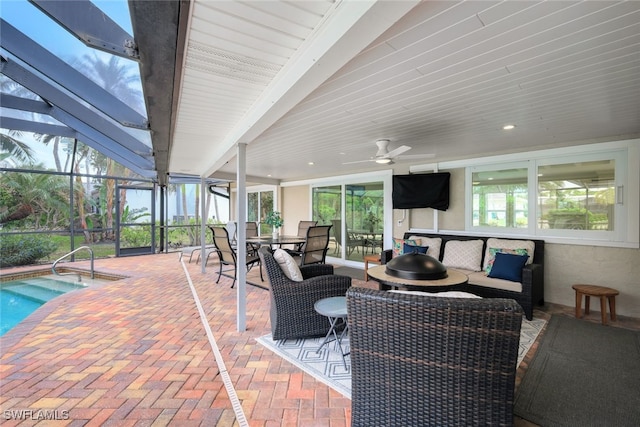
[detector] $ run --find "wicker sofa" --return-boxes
[382,232,544,320]
[347,286,523,426]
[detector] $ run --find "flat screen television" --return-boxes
[392,172,450,210]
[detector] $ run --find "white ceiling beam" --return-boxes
[201,0,420,178]
[211,171,280,186]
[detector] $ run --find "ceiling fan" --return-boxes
[343,139,435,165]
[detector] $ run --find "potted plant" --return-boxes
[363,211,380,232]
[265,211,283,238]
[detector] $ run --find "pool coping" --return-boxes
[0,267,127,283]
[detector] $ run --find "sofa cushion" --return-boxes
[393,237,420,256]
[485,247,530,274]
[467,272,522,292]
[273,249,303,281]
[483,238,535,271]
[408,236,441,259]
[488,252,529,282]
[389,290,481,298]
[442,239,484,272]
[403,243,429,254]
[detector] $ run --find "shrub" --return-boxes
[0,234,58,267]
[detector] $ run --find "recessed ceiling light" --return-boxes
[308,162,314,165]
[375,158,392,164]
[503,124,516,130]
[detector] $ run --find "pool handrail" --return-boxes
[52,246,95,280]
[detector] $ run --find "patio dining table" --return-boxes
[246,235,306,247]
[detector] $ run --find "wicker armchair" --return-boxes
[258,246,352,340]
[347,287,523,427]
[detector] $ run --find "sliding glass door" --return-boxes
[312,180,385,264]
[312,185,342,257]
[247,188,274,235]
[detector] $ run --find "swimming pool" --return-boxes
[1,276,87,336]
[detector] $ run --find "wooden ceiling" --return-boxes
[153,1,640,183]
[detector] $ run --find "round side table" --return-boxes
[314,296,349,368]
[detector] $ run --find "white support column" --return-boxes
[201,177,207,273]
[236,143,247,331]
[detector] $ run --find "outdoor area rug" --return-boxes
[256,334,352,397]
[256,316,545,399]
[514,315,640,427]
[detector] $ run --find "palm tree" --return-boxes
[0,166,69,227]
[0,133,34,164]
[34,134,71,172]
[69,54,143,241]
[73,53,144,113]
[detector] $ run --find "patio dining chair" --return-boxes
[287,225,332,266]
[225,221,237,248]
[297,220,318,237]
[292,220,318,251]
[331,219,365,256]
[245,221,259,255]
[209,226,263,288]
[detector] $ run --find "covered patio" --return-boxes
[3,254,639,426]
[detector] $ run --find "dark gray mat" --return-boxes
[514,315,640,427]
[333,266,366,281]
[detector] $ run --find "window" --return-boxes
[538,160,615,232]
[471,166,528,229]
[464,141,636,245]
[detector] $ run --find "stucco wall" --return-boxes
[544,244,640,318]
[281,185,310,236]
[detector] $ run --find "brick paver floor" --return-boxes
[1,253,638,426]
[0,253,356,426]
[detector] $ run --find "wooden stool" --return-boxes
[572,284,619,325]
[363,254,381,281]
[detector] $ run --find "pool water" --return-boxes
[1,277,87,336]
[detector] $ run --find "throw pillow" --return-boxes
[488,251,529,282]
[389,290,481,298]
[408,236,442,259]
[403,243,429,254]
[392,237,420,256]
[484,247,530,274]
[273,249,303,281]
[483,238,535,271]
[442,239,484,271]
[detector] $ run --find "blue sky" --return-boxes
[1,0,133,58]
[0,0,143,169]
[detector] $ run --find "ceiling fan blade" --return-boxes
[342,158,375,165]
[384,145,411,158]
